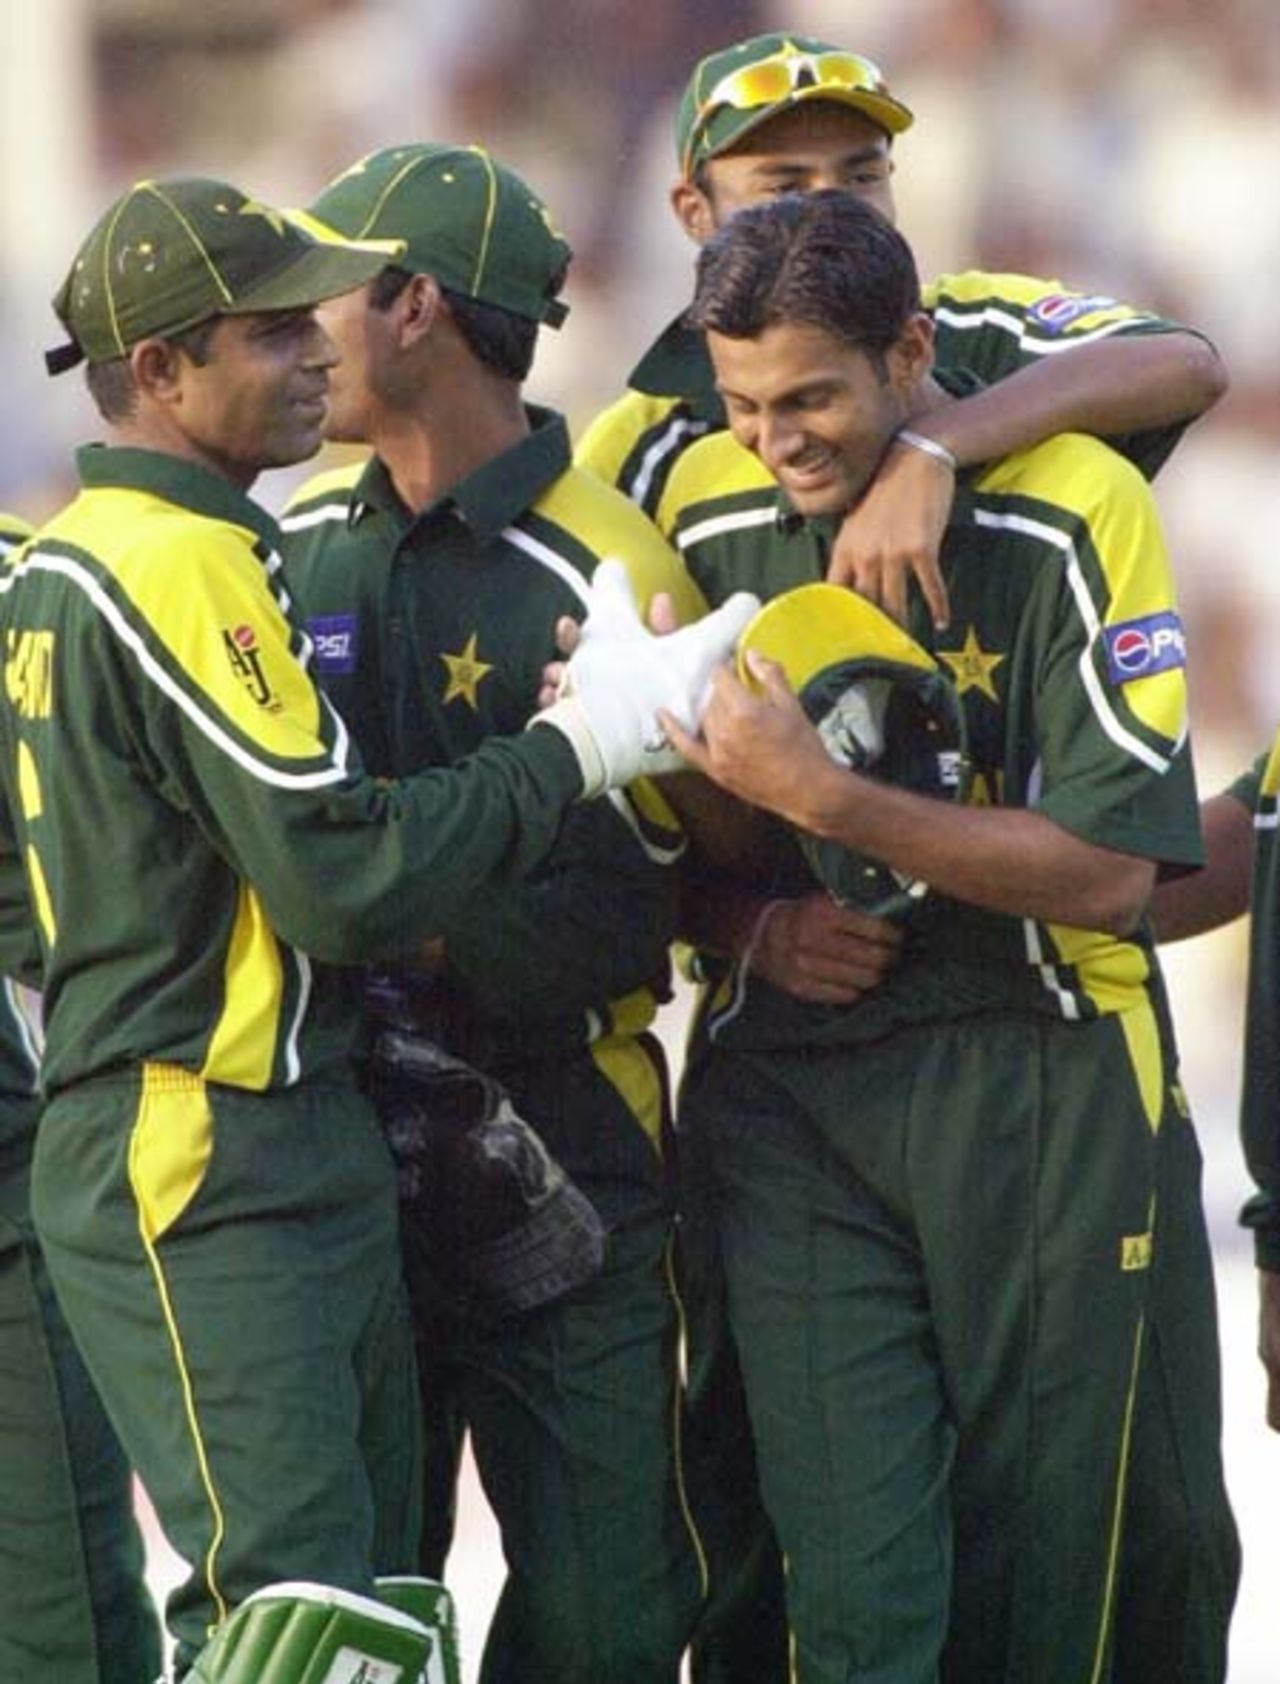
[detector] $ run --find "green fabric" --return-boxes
[282,410,685,1046]
[48,177,395,371]
[0,1130,161,1684]
[311,144,571,327]
[667,432,1201,1052]
[32,1071,419,1678]
[282,414,705,1681]
[0,443,583,1095]
[692,1010,1233,1684]
[411,1051,702,1684]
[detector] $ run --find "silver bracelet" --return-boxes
[893,427,958,473]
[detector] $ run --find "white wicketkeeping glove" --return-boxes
[535,559,760,795]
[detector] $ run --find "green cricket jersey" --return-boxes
[1239,740,1280,1267]
[280,408,706,1054]
[659,423,1202,1050]
[0,446,586,1098]
[0,512,42,1135]
[575,270,1201,514]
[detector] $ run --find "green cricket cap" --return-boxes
[46,176,403,375]
[676,32,914,179]
[307,143,572,328]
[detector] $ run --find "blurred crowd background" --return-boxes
[0,1,1276,1677]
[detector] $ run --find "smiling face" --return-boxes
[674,103,897,245]
[709,315,931,517]
[169,307,338,484]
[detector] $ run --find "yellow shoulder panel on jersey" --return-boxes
[974,433,1185,744]
[54,486,330,759]
[656,431,775,541]
[0,510,33,553]
[284,456,367,516]
[926,269,1149,332]
[574,389,686,486]
[536,466,708,626]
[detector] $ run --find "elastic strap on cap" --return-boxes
[45,340,86,376]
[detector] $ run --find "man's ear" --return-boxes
[396,272,447,349]
[671,177,717,246]
[129,337,186,404]
[889,311,935,393]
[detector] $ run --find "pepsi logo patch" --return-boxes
[1027,292,1118,335]
[1104,612,1186,684]
[307,613,358,675]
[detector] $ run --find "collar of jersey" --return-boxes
[350,404,571,543]
[628,314,725,421]
[76,443,281,549]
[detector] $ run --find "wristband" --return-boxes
[894,427,957,473]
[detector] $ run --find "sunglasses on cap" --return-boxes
[684,49,895,176]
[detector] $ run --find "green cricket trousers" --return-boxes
[1,1125,161,1684]
[695,1005,1237,1684]
[30,1063,420,1675]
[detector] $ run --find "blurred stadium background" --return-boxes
[1,1,1275,1678]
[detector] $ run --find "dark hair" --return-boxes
[367,262,569,383]
[687,191,920,372]
[85,316,221,423]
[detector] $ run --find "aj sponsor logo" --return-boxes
[1103,612,1186,685]
[223,623,282,712]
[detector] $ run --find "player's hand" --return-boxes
[536,561,759,793]
[661,652,836,830]
[749,892,902,1004]
[538,591,680,708]
[828,434,955,628]
[1259,1267,1280,1432]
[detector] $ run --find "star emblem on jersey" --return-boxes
[937,625,1004,701]
[440,633,493,710]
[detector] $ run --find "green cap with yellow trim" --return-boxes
[46,176,403,375]
[738,583,966,919]
[676,32,913,179]
[308,143,572,329]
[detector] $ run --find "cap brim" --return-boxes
[233,233,405,316]
[737,582,936,694]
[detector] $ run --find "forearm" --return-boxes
[796,761,1155,933]
[1150,790,1253,943]
[913,332,1227,468]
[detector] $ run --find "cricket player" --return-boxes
[658,189,1237,1684]
[281,141,710,1683]
[575,33,1232,1683]
[0,506,161,1682]
[0,174,753,1681]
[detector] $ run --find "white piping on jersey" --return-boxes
[970,507,1181,774]
[605,787,686,865]
[501,525,593,606]
[677,504,779,554]
[5,547,354,790]
[2,977,42,1087]
[932,304,1140,355]
[629,416,712,509]
[1016,758,1083,1019]
[279,500,347,534]
[283,949,311,1084]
